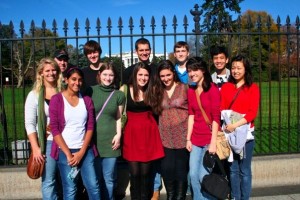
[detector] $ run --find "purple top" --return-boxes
[49,92,98,160]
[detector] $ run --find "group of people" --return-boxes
[24,38,260,200]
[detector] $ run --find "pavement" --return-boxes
[118,185,300,200]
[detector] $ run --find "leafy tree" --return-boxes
[200,0,244,32]
[196,0,244,61]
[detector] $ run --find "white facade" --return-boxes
[106,51,167,68]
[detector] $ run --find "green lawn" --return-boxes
[254,78,300,154]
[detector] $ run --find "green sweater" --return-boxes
[90,85,125,157]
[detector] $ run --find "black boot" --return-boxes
[140,175,151,200]
[176,181,187,200]
[164,180,176,200]
[130,175,140,200]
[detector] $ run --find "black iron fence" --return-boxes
[0,4,299,165]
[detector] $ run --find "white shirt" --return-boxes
[61,95,87,148]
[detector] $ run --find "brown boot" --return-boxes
[151,191,160,200]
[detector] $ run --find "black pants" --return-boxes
[161,147,189,182]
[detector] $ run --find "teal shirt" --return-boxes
[90,85,125,157]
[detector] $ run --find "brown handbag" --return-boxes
[195,90,231,160]
[27,151,45,179]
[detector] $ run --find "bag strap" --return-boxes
[96,91,115,121]
[228,85,243,109]
[214,154,228,178]
[122,84,127,115]
[195,89,211,126]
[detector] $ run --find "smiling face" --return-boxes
[65,72,83,93]
[87,51,100,64]
[213,53,228,71]
[231,61,245,83]
[159,69,175,89]
[54,57,68,73]
[41,63,58,85]
[188,68,204,85]
[174,46,189,63]
[99,69,114,86]
[136,44,151,62]
[136,68,149,87]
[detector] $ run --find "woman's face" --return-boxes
[41,64,58,84]
[231,61,245,83]
[99,69,114,86]
[136,68,149,87]
[65,72,83,93]
[159,69,175,88]
[188,69,204,84]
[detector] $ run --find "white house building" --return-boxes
[105,51,168,68]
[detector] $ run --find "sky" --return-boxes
[0,0,299,54]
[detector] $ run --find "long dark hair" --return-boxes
[129,62,151,102]
[186,57,212,92]
[150,60,180,115]
[228,55,253,87]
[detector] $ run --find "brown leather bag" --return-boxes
[27,152,45,179]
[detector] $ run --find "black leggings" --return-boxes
[128,161,153,200]
[128,161,152,178]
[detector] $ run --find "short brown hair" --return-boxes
[84,40,102,56]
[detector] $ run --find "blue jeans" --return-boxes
[95,157,117,200]
[57,148,100,200]
[42,140,59,200]
[189,145,215,200]
[230,140,255,200]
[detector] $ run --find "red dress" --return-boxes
[122,88,164,162]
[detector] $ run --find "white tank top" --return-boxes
[61,95,87,149]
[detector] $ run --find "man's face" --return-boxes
[136,44,151,62]
[174,47,189,63]
[212,53,228,71]
[87,51,100,64]
[54,57,68,73]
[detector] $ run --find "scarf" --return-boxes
[37,86,46,154]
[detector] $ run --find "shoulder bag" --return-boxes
[121,84,128,130]
[195,90,231,160]
[201,152,231,199]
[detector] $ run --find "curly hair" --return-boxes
[149,60,180,115]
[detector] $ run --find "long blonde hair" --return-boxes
[32,57,62,93]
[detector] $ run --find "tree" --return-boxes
[200,0,244,32]
[0,23,17,85]
[1,22,66,87]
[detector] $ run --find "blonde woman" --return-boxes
[25,58,62,199]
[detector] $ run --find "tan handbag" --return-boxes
[195,90,231,160]
[27,151,45,179]
[216,131,231,160]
